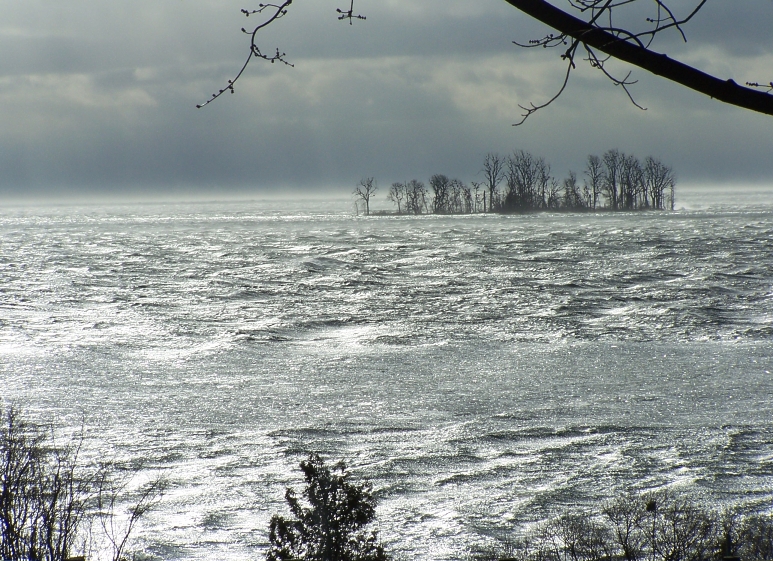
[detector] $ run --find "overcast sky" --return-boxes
[1,0,772,201]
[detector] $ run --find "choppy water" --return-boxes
[1,193,772,561]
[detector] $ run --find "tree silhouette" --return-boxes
[353,178,377,216]
[0,407,164,561]
[267,454,389,561]
[404,180,428,215]
[387,183,406,214]
[482,154,504,213]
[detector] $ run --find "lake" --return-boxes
[1,190,772,560]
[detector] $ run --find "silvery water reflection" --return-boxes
[1,197,772,560]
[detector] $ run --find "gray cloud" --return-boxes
[1,0,772,200]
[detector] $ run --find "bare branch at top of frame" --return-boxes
[506,0,769,125]
[197,1,364,108]
[337,0,366,24]
[747,81,773,93]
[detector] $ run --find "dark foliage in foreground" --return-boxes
[267,454,389,561]
[475,490,773,561]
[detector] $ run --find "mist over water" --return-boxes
[1,192,772,560]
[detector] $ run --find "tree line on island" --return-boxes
[354,149,676,216]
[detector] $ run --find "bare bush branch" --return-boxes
[1,407,164,561]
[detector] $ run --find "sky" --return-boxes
[1,0,772,202]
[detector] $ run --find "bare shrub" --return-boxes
[526,513,611,561]
[642,491,717,561]
[603,494,647,561]
[484,491,773,561]
[0,407,164,561]
[737,514,773,561]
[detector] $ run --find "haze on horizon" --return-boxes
[1,1,772,202]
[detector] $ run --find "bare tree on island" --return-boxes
[354,177,377,216]
[405,180,428,215]
[198,1,773,121]
[471,181,483,213]
[584,155,604,211]
[562,171,583,210]
[602,149,623,211]
[644,157,676,211]
[504,150,556,212]
[387,182,406,214]
[429,174,451,214]
[482,153,504,213]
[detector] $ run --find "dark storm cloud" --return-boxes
[1,0,771,199]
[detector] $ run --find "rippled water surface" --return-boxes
[1,195,772,560]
